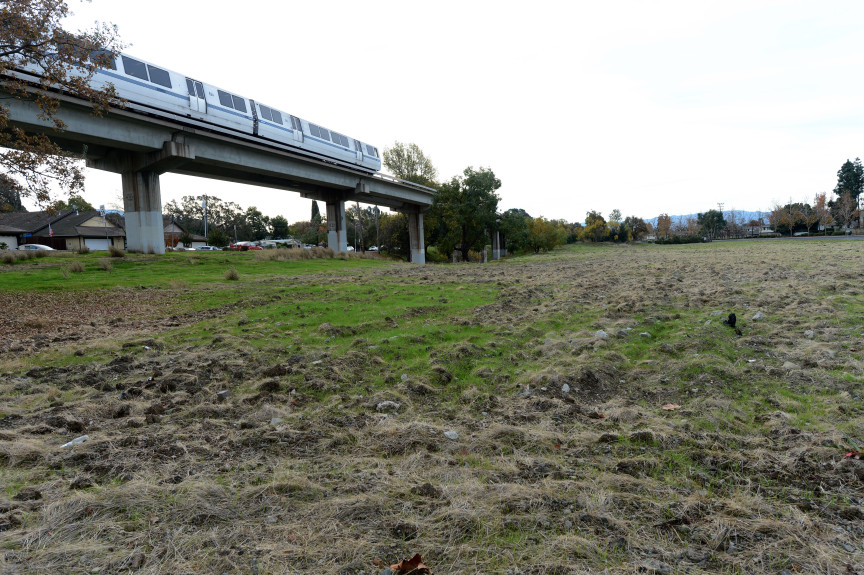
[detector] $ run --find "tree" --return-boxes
[656,214,671,239]
[207,227,229,248]
[50,193,94,212]
[813,192,832,233]
[498,208,530,253]
[697,210,726,240]
[769,201,807,236]
[382,142,438,187]
[311,201,321,223]
[623,216,649,241]
[163,195,243,238]
[833,190,859,231]
[0,174,25,212]
[1,0,122,206]
[580,211,608,242]
[834,158,864,203]
[526,217,565,253]
[430,167,500,261]
[270,215,289,239]
[239,206,270,240]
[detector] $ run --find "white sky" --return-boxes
[49,0,864,224]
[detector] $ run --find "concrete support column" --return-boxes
[89,140,194,255]
[326,200,348,253]
[492,231,501,260]
[407,209,425,265]
[121,170,165,254]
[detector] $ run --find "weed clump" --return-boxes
[98,259,112,271]
[69,261,85,273]
[2,252,15,265]
[77,245,90,254]
[108,245,125,257]
[224,267,239,281]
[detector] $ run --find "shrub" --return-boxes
[77,245,90,254]
[654,235,705,245]
[108,245,125,257]
[224,267,239,281]
[0,242,7,250]
[69,261,85,273]
[2,252,15,265]
[98,259,112,271]
[34,250,49,258]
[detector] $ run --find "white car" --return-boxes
[18,244,55,251]
[195,246,220,251]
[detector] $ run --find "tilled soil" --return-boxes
[1,241,863,574]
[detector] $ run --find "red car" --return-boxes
[227,242,263,251]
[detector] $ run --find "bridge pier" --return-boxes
[326,200,348,253]
[407,208,425,265]
[88,141,195,254]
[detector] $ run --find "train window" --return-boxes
[218,90,233,108]
[271,110,283,124]
[291,116,301,130]
[319,128,331,141]
[232,95,247,113]
[196,83,205,99]
[186,79,196,96]
[147,65,171,88]
[259,105,272,122]
[90,50,116,70]
[373,147,378,157]
[366,144,375,156]
[309,124,320,138]
[122,56,148,81]
[334,133,349,147]
[354,140,361,151]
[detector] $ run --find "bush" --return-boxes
[77,245,90,254]
[654,235,705,245]
[0,242,7,250]
[108,245,125,257]
[224,267,239,281]
[68,261,85,273]
[98,259,112,271]
[2,252,15,265]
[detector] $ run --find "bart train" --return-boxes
[30,52,382,173]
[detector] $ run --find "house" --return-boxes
[162,216,208,249]
[0,209,124,250]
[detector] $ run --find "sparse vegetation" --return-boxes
[0,241,862,574]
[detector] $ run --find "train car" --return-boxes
[27,51,382,172]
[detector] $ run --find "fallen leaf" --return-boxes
[843,451,863,460]
[390,553,431,574]
[662,403,681,411]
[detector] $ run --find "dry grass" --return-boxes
[0,240,863,574]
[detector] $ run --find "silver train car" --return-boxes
[63,52,382,172]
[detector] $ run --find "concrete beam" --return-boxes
[121,169,164,254]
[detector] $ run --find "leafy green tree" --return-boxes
[164,195,243,238]
[834,158,864,202]
[50,193,94,212]
[1,0,122,206]
[178,231,192,248]
[431,167,501,261]
[0,175,25,212]
[207,227,229,248]
[239,206,270,241]
[697,210,726,240]
[270,215,289,239]
[383,142,438,187]
[378,212,410,258]
[311,201,322,223]
[498,208,531,253]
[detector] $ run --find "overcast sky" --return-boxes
[52,0,864,224]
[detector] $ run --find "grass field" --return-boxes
[1,241,863,574]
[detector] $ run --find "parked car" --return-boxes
[18,244,55,251]
[195,245,220,251]
[227,242,263,251]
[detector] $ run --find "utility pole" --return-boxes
[203,195,208,239]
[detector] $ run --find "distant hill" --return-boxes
[645,210,767,227]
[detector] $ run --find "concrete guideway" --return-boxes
[4,89,432,261]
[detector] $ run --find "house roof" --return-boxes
[48,211,123,238]
[0,210,73,234]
